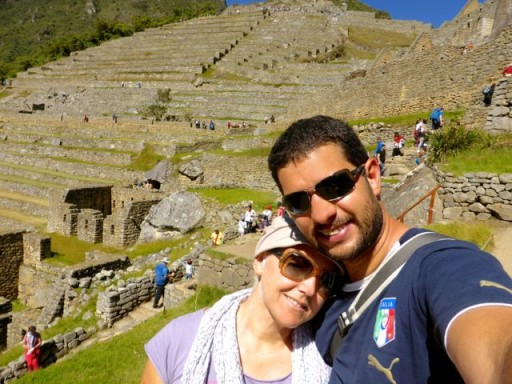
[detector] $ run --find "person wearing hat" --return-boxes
[153,257,170,309]
[142,216,344,384]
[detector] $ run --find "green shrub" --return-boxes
[428,119,495,163]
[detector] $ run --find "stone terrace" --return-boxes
[0,112,231,232]
[1,3,397,124]
[1,0,512,232]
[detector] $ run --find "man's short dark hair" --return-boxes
[268,115,369,191]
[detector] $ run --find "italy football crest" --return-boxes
[373,298,396,347]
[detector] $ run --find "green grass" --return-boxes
[126,228,212,260]
[349,109,465,128]
[205,248,235,261]
[14,286,226,384]
[426,221,494,252]
[0,160,118,185]
[347,26,415,49]
[46,233,122,265]
[127,143,165,171]
[208,147,272,157]
[190,187,278,212]
[0,345,24,367]
[436,134,512,175]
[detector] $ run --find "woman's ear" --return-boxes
[253,253,267,278]
[364,157,382,198]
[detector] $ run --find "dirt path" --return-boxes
[217,226,512,277]
[489,222,512,276]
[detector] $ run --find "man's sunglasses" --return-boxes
[271,248,342,297]
[282,164,365,216]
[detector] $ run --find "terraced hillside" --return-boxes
[1,0,510,233]
[0,0,418,125]
[0,113,230,233]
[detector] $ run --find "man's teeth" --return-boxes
[320,227,343,236]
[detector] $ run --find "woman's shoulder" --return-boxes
[169,309,206,331]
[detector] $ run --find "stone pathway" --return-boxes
[488,221,512,276]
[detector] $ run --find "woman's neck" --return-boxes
[235,291,293,380]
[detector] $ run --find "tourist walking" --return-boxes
[153,257,170,308]
[22,325,41,372]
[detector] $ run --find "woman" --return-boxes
[141,216,344,384]
[22,325,41,372]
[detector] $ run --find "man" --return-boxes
[268,115,512,383]
[153,257,170,308]
[430,107,443,130]
[373,138,386,176]
[244,205,257,234]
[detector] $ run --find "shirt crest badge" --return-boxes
[373,298,396,347]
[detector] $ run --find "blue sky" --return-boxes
[226,0,486,28]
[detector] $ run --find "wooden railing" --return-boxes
[396,186,440,224]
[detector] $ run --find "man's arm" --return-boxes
[447,305,512,384]
[141,360,164,384]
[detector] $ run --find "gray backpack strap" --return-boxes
[329,231,447,361]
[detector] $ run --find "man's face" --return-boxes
[276,143,383,263]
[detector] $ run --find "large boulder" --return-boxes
[138,191,205,242]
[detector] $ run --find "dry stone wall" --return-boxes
[0,233,24,301]
[288,24,512,131]
[485,77,512,132]
[0,299,12,351]
[437,170,512,221]
[96,275,154,326]
[0,326,93,383]
[196,253,254,292]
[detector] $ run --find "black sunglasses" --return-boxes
[282,164,365,216]
[271,248,342,297]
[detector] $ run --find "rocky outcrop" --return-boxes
[138,191,206,242]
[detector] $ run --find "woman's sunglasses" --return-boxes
[271,248,342,297]
[282,164,365,216]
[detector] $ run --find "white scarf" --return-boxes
[182,288,331,384]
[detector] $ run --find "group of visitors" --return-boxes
[193,120,216,130]
[238,204,276,236]
[263,114,276,124]
[142,114,512,384]
[227,121,248,129]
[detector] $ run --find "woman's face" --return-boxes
[254,244,340,330]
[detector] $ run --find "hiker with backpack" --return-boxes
[429,107,444,130]
[268,115,512,384]
[482,83,495,107]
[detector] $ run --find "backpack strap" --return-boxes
[329,231,448,361]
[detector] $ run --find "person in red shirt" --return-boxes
[392,132,405,157]
[22,326,41,372]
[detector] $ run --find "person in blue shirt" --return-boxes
[430,107,444,130]
[153,257,170,308]
[268,115,512,384]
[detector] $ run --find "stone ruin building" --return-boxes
[1,0,512,365]
[47,185,165,248]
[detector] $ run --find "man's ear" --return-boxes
[364,157,382,198]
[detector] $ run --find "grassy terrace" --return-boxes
[0,161,119,185]
[12,287,226,384]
